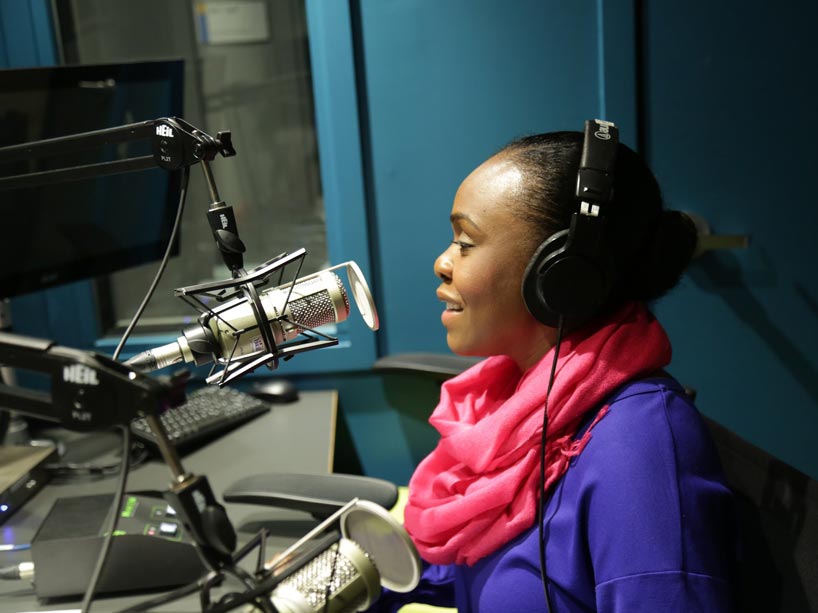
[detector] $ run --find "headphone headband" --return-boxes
[576,119,618,207]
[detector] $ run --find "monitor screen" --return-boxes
[0,60,184,299]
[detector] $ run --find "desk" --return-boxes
[0,390,338,613]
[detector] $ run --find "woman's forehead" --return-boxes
[465,155,524,196]
[452,158,526,225]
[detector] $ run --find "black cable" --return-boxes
[538,316,565,613]
[113,166,190,361]
[80,425,131,613]
[0,302,12,444]
[0,409,9,445]
[41,167,191,482]
[80,166,191,612]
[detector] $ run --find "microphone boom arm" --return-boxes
[0,116,245,274]
[0,117,234,186]
[0,332,255,598]
[0,331,185,430]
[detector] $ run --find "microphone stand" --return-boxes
[0,120,284,611]
[0,332,283,612]
[201,158,246,277]
[0,118,369,611]
[142,411,278,612]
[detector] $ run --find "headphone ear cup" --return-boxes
[522,230,568,327]
[522,227,614,327]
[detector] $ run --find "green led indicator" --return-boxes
[121,496,138,518]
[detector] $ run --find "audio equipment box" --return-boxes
[30,492,204,599]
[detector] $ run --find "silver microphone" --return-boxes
[271,537,379,613]
[266,500,421,613]
[127,267,362,372]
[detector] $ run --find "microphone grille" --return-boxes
[289,273,350,330]
[271,538,379,613]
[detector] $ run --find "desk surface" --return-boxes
[0,389,338,612]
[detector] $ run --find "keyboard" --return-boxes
[131,386,272,452]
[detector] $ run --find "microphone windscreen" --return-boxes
[340,500,420,593]
[345,262,379,331]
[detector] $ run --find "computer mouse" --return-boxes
[251,378,299,404]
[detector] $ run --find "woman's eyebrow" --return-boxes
[450,212,482,232]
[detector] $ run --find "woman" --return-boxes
[372,127,735,612]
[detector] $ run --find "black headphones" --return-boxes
[521,119,619,328]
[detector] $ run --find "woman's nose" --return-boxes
[434,247,453,281]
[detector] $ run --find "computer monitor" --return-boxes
[0,60,184,299]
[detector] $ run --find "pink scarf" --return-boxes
[403,302,672,566]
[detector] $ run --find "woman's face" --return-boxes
[434,156,554,371]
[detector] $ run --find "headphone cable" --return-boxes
[538,315,564,612]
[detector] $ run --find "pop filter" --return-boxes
[340,500,419,592]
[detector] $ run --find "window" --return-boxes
[18,0,378,374]
[56,0,328,332]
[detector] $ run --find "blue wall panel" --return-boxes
[303,0,379,373]
[354,0,634,357]
[643,2,818,478]
[0,0,55,67]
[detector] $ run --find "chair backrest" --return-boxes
[704,417,818,613]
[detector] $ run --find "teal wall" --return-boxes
[352,0,636,357]
[642,1,818,483]
[0,0,55,67]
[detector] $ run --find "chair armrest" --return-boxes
[373,353,479,380]
[223,472,399,519]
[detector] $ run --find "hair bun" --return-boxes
[623,210,698,302]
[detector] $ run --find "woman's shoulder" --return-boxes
[602,374,700,431]
[606,373,691,405]
[572,374,721,481]
[555,376,735,598]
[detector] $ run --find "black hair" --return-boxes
[497,131,697,307]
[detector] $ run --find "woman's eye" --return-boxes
[451,240,475,252]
